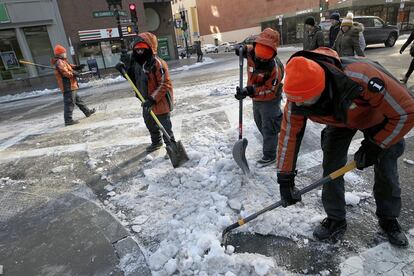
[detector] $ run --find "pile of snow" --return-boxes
[0,75,125,104]
[170,57,215,73]
[0,88,59,104]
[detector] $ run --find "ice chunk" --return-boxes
[403,158,414,165]
[345,192,360,206]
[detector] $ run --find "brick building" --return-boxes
[195,0,414,45]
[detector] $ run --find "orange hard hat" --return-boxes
[254,43,275,60]
[284,56,326,102]
[54,44,66,55]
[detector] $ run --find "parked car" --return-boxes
[353,16,399,47]
[218,42,236,52]
[202,44,219,54]
[321,16,399,48]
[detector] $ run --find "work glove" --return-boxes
[74,64,86,71]
[73,71,81,77]
[277,172,302,207]
[354,139,383,170]
[115,62,126,76]
[234,86,254,100]
[235,44,247,56]
[142,96,156,113]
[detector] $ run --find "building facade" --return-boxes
[195,0,414,46]
[170,0,201,47]
[57,0,178,70]
[0,0,66,85]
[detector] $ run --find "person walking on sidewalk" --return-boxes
[51,45,95,126]
[399,28,414,84]
[235,28,284,167]
[277,47,414,247]
[116,32,176,153]
[303,16,325,51]
[196,41,203,62]
[333,12,365,57]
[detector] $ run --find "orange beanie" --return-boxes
[54,44,66,55]
[284,56,326,102]
[134,42,150,49]
[255,43,275,60]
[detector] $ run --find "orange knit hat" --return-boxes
[54,44,66,55]
[255,43,275,60]
[284,56,326,102]
[134,42,150,49]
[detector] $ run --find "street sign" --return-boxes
[92,10,127,18]
[0,4,10,23]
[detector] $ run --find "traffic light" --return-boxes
[129,3,137,23]
[127,25,134,34]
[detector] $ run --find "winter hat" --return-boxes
[134,42,150,49]
[54,44,66,55]
[255,43,275,60]
[284,56,326,102]
[304,16,316,26]
[330,12,340,21]
[341,12,354,27]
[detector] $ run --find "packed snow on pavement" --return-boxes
[2,72,414,275]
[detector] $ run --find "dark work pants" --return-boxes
[63,90,90,123]
[143,110,174,145]
[321,126,404,221]
[405,58,414,79]
[253,97,283,160]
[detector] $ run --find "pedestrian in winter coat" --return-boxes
[235,28,285,167]
[303,16,325,50]
[399,29,414,84]
[196,41,203,62]
[333,12,365,57]
[277,47,414,247]
[329,13,341,48]
[117,32,175,153]
[51,45,95,126]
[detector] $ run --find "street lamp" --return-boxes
[106,0,125,49]
[178,5,189,58]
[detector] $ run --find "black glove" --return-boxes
[354,139,383,170]
[234,86,254,100]
[74,64,86,71]
[277,172,302,207]
[142,97,156,113]
[73,71,81,77]
[115,62,126,76]
[235,45,247,56]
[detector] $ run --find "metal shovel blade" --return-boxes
[232,138,250,175]
[166,140,190,168]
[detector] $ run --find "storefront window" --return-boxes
[0,29,27,80]
[23,26,53,76]
[101,40,122,68]
[78,42,106,70]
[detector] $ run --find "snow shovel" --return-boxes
[221,161,357,246]
[119,68,189,168]
[232,46,250,175]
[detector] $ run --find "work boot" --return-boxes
[86,108,96,117]
[379,218,409,247]
[313,218,347,242]
[146,142,163,153]
[65,120,79,126]
[256,156,276,167]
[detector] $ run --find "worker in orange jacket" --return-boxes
[51,45,95,126]
[235,28,284,167]
[277,47,414,247]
